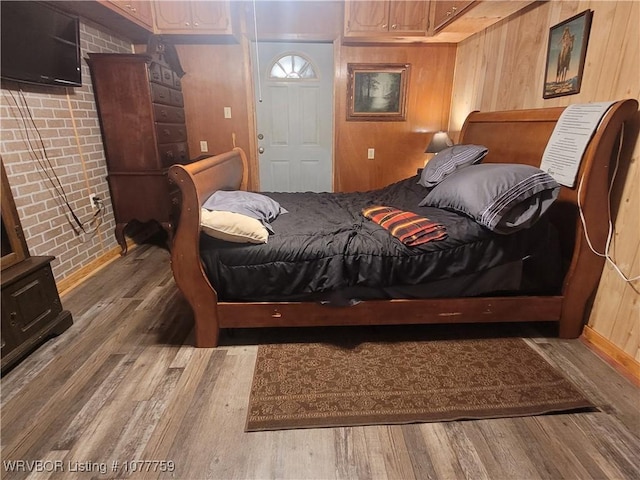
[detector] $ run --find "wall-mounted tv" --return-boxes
[1,1,82,88]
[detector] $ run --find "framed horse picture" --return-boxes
[543,10,592,99]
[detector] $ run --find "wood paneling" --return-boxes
[450,1,640,359]
[176,44,256,187]
[243,0,343,41]
[176,37,455,193]
[335,43,457,192]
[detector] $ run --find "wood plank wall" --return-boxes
[450,1,640,360]
[335,43,457,192]
[175,44,256,186]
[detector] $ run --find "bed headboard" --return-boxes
[460,107,564,168]
[459,99,638,291]
[460,101,637,203]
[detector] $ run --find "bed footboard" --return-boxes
[169,148,247,347]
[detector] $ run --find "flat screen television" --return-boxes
[1,1,82,87]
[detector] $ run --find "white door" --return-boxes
[253,42,334,192]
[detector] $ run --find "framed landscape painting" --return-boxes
[347,63,410,121]
[543,10,593,99]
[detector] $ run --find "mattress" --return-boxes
[199,175,562,302]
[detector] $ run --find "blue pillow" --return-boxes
[419,163,560,234]
[418,144,488,188]
[203,190,287,233]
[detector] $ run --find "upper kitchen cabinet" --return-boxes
[153,1,233,35]
[431,1,476,32]
[390,1,431,34]
[344,1,430,38]
[54,0,154,42]
[432,1,535,42]
[343,0,534,43]
[105,0,154,29]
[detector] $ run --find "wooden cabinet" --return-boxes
[389,1,431,33]
[344,0,430,37]
[1,257,73,373]
[154,0,232,34]
[344,1,387,35]
[432,0,476,32]
[55,0,153,42]
[88,52,191,254]
[1,162,72,374]
[1,163,28,272]
[104,0,154,29]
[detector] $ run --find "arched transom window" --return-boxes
[268,53,318,80]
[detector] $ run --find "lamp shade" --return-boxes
[425,131,453,153]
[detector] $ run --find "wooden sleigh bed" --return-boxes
[169,99,638,347]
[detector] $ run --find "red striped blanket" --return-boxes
[362,205,447,246]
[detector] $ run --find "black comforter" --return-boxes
[200,176,562,302]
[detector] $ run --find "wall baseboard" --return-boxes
[581,325,640,387]
[56,238,138,297]
[56,223,162,296]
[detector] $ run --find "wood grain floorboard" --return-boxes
[497,418,565,480]
[399,424,439,480]
[417,423,467,479]
[475,419,544,479]
[1,244,639,480]
[333,428,373,480]
[442,421,492,479]
[374,426,415,480]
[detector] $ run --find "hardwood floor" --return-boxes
[1,244,639,480]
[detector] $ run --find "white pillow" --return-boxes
[200,209,268,244]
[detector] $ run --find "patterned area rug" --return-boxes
[245,337,594,431]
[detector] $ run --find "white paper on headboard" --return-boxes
[540,101,615,187]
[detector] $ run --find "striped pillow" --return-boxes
[362,206,447,246]
[419,144,488,188]
[419,164,559,234]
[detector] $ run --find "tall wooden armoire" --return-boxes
[88,48,191,254]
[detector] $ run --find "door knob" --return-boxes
[258,147,265,154]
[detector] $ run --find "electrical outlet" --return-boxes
[89,193,98,209]
[200,140,209,152]
[367,148,375,160]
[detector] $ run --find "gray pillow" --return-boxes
[418,144,488,188]
[419,163,560,234]
[203,190,287,233]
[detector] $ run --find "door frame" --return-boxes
[241,38,340,192]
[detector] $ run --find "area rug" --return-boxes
[245,337,594,431]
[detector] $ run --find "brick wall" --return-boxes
[0,21,132,282]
